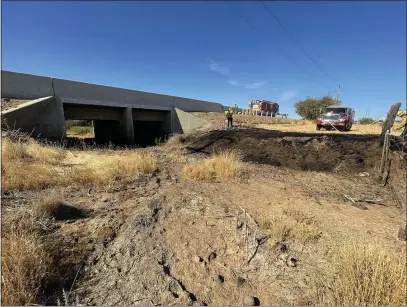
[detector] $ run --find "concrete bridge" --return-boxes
[1,70,222,145]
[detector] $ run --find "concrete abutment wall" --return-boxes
[1,96,65,140]
[1,70,217,144]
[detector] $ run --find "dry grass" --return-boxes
[1,232,51,306]
[2,137,157,190]
[192,112,385,135]
[67,126,94,136]
[2,138,67,190]
[257,122,383,135]
[260,208,322,244]
[34,192,65,219]
[81,151,158,185]
[310,238,406,306]
[182,151,242,180]
[235,115,307,126]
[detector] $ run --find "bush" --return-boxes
[294,95,341,120]
[1,232,51,306]
[2,136,157,190]
[65,120,92,129]
[358,117,375,125]
[67,126,94,135]
[310,238,406,305]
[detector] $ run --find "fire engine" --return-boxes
[248,100,280,117]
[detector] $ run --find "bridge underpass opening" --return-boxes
[132,109,170,147]
[63,104,128,144]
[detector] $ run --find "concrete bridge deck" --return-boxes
[1,70,222,144]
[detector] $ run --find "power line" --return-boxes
[226,2,333,92]
[260,0,338,86]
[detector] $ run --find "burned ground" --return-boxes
[1,126,406,306]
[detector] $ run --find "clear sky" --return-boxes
[2,1,406,118]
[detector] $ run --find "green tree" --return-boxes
[294,95,342,120]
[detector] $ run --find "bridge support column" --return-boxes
[120,107,134,145]
[94,107,134,145]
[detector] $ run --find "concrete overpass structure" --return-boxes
[1,70,222,145]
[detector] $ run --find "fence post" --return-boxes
[380,103,401,144]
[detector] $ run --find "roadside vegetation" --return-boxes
[182,150,243,180]
[2,133,157,191]
[66,120,94,136]
[310,238,406,305]
[358,117,375,125]
[294,95,341,120]
[67,126,94,136]
[1,127,405,306]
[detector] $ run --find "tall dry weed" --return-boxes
[310,238,406,306]
[260,208,322,244]
[1,232,51,306]
[2,137,157,190]
[183,151,242,180]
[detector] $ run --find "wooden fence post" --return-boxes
[380,103,401,144]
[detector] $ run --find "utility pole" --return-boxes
[335,85,343,103]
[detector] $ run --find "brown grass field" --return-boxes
[1,113,406,306]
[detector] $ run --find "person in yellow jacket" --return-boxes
[395,111,407,136]
[225,108,234,128]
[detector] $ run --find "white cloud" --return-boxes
[278,91,297,102]
[208,59,266,90]
[228,79,266,90]
[228,80,239,86]
[244,81,266,89]
[208,59,230,76]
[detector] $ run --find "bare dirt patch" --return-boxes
[2,127,406,306]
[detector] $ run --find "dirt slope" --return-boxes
[2,127,406,306]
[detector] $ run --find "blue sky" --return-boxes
[2,1,406,118]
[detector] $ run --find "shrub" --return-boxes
[2,136,157,190]
[183,151,242,180]
[310,238,406,305]
[1,232,51,306]
[67,126,94,136]
[294,95,341,120]
[358,117,375,125]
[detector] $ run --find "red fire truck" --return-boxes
[248,100,280,117]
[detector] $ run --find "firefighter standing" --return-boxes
[395,111,407,136]
[225,108,234,128]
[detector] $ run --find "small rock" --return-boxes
[102,197,109,202]
[234,277,246,287]
[287,257,298,267]
[243,295,260,306]
[86,245,95,252]
[278,253,289,262]
[358,172,370,177]
[273,241,288,253]
[194,255,204,263]
[216,275,225,284]
[236,220,244,230]
[208,252,217,262]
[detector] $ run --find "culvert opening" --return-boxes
[65,120,95,140]
[133,120,167,147]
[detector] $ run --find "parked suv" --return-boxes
[316,107,355,131]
